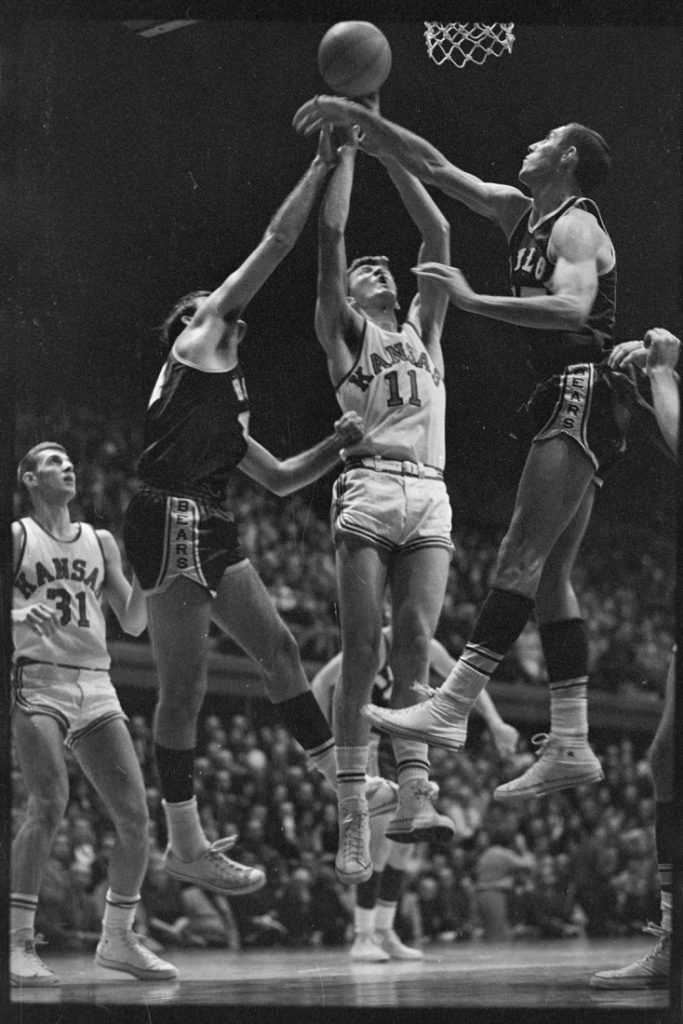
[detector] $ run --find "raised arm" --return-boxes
[381,153,450,361]
[314,129,365,385]
[294,96,528,234]
[237,410,364,496]
[99,531,147,636]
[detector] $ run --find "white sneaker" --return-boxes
[96,931,178,980]
[164,836,265,896]
[362,691,468,751]
[385,779,455,844]
[335,795,372,885]
[375,928,424,960]
[365,776,399,818]
[589,923,670,989]
[494,733,604,801]
[350,932,390,962]
[10,932,60,987]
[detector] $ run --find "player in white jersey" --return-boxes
[10,442,177,987]
[311,624,519,960]
[312,105,455,886]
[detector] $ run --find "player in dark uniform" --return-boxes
[590,328,679,989]
[294,103,623,801]
[123,131,382,899]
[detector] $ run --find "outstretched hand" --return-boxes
[607,339,648,370]
[489,721,521,760]
[412,262,476,310]
[333,410,365,447]
[294,95,363,136]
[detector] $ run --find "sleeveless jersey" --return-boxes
[138,352,250,502]
[508,196,616,380]
[13,517,110,670]
[336,318,446,469]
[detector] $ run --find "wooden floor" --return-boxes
[9,935,676,1024]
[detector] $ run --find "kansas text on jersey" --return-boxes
[13,517,110,670]
[336,318,446,470]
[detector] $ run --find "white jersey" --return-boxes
[336,318,446,469]
[13,517,110,670]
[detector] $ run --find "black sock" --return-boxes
[274,689,333,752]
[539,618,589,682]
[469,587,535,654]
[378,864,404,905]
[154,743,195,803]
[357,872,381,909]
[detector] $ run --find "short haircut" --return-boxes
[17,442,67,488]
[160,289,211,347]
[346,255,391,293]
[562,123,612,194]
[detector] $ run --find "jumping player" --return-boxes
[295,99,620,802]
[590,327,679,989]
[311,106,457,887]
[122,130,391,902]
[311,623,520,960]
[10,442,177,987]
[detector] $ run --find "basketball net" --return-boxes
[424,23,515,68]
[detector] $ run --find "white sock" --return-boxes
[163,796,209,860]
[10,893,38,937]
[549,678,588,737]
[102,889,139,936]
[336,746,369,802]
[354,905,376,936]
[440,660,488,710]
[392,738,430,789]
[375,901,397,931]
[306,737,338,790]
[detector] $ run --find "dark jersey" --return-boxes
[508,196,616,381]
[137,354,250,503]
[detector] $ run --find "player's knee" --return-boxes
[343,636,382,683]
[28,789,68,833]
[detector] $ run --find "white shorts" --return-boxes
[331,463,453,554]
[12,660,127,750]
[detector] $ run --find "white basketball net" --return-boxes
[424,23,515,68]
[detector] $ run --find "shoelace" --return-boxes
[16,939,53,972]
[641,921,670,958]
[341,811,367,861]
[207,839,256,879]
[530,732,551,757]
[411,681,436,700]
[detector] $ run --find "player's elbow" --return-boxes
[319,220,345,245]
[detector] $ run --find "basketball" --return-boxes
[317,22,392,97]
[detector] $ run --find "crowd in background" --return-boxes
[11,404,673,953]
[11,709,660,953]
[14,405,675,694]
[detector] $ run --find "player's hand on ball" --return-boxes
[293,95,358,136]
[645,327,680,372]
[333,411,365,446]
[412,263,476,310]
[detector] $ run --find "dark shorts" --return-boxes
[526,362,632,480]
[123,487,247,596]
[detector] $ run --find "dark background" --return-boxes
[9,17,681,527]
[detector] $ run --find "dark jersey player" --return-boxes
[294,101,625,803]
[123,131,386,901]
